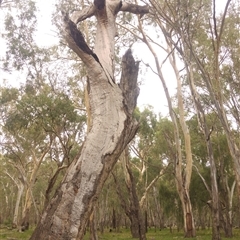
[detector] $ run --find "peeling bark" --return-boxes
[30,1,148,239]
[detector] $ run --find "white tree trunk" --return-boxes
[5,171,25,228]
[30,1,148,239]
[137,17,195,238]
[13,182,24,228]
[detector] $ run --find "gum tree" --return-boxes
[30,0,148,239]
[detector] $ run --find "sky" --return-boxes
[0,0,230,116]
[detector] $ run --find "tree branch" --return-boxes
[193,165,211,195]
[212,0,218,40]
[71,4,96,24]
[218,0,232,42]
[139,162,172,207]
[120,2,149,16]
[62,13,101,68]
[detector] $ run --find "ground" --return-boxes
[1,227,240,240]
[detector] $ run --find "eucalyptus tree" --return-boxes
[150,0,240,215]
[0,80,85,229]
[128,7,196,238]
[0,86,52,229]
[189,113,237,236]
[143,1,240,239]
[134,108,168,210]
[211,119,236,237]
[1,0,87,230]
[112,107,173,238]
[30,0,149,239]
[0,155,17,225]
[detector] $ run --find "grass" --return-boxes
[0,227,34,239]
[83,228,240,240]
[0,227,240,239]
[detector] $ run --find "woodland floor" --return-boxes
[0,227,240,239]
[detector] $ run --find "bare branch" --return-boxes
[117,22,144,42]
[139,163,171,207]
[120,2,149,15]
[71,4,96,24]
[218,0,232,42]
[212,0,218,40]
[5,171,18,186]
[193,165,211,195]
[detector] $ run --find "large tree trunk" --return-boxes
[30,1,148,239]
[171,43,195,238]
[21,188,33,231]
[175,176,195,238]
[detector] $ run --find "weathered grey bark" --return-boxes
[30,1,148,239]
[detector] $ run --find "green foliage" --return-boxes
[0,87,18,104]
[0,228,34,239]
[3,0,38,71]
[190,168,210,209]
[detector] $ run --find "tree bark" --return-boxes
[30,1,148,239]
[170,43,195,238]
[124,153,146,240]
[13,182,24,228]
[21,145,50,230]
[113,150,146,240]
[5,171,25,228]
[89,207,98,240]
[136,14,196,237]
[188,65,221,240]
